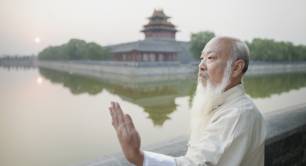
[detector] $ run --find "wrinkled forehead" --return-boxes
[202,38,233,57]
[202,39,219,54]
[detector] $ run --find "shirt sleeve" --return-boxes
[175,108,253,166]
[143,151,176,166]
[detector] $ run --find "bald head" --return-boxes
[199,36,250,91]
[203,36,250,74]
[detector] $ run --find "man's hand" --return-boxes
[109,101,144,166]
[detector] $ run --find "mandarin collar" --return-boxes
[212,84,245,110]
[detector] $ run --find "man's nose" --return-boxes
[199,60,207,71]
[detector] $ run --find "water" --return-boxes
[1,66,306,166]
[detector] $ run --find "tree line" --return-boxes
[38,33,306,62]
[38,39,111,60]
[190,31,306,61]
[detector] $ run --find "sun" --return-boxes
[34,37,41,44]
[36,77,43,85]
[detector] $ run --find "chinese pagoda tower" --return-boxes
[141,9,177,40]
[108,9,194,64]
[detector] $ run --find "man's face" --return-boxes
[190,38,234,134]
[198,39,232,88]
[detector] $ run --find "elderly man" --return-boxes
[109,36,266,166]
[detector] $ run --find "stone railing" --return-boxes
[264,104,306,165]
[77,104,306,166]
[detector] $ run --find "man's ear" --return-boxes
[232,59,245,78]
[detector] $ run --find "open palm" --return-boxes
[109,102,144,165]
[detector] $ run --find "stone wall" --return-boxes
[264,106,306,166]
[38,60,306,78]
[37,60,195,75]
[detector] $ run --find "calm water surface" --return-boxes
[1,66,306,166]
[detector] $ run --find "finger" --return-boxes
[110,108,119,129]
[109,107,118,128]
[115,102,123,114]
[124,114,136,134]
[110,101,121,124]
[125,114,135,129]
[112,102,128,137]
[109,106,114,117]
[115,102,124,124]
[116,102,122,110]
[111,101,116,109]
[111,102,127,137]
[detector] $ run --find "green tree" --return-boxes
[190,31,215,59]
[65,39,88,60]
[38,39,111,60]
[248,38,306,61]
[87,42,111,60]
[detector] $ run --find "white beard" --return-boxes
[189,60,232,143]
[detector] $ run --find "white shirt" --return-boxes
[143,84,266,166]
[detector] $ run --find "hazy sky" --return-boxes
[1,0,306,55]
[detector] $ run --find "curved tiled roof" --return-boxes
[106,38,195,63]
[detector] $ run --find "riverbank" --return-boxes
[37,60,306,84]
[37,61,196,84]
[247,62,306,76]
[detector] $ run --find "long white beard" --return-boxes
[189,60,232,143]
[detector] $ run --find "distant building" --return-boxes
[142,9,177,40]
[107,9,194,64]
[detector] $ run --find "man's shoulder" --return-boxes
[214,94,263,124]
[229,94,261,114]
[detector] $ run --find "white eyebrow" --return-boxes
[201,50,215,57]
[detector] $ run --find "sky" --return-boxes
[1,0,306,55]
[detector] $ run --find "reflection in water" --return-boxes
[0,65,37,71]
[0,58,37,70]
[39,67,306,126]
[39,67,196,125]
[1,67,306,166]
[244,72,306,98]
[39,68,104,95]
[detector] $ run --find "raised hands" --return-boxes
[109,101,144,166]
